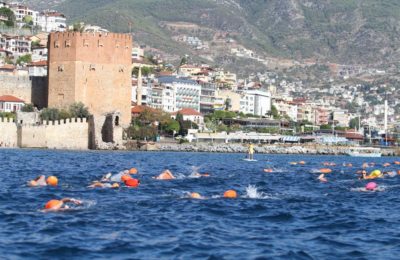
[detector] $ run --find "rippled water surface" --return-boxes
[1,149,400,259]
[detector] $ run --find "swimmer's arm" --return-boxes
[61,198,82,205]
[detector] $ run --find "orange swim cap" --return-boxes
[190,192,201,199]
[125,178,139,187]
[394,161,400,165]
[299,161,306,165]
[121,174,133,182]
[129,168,138,174]
[45,199,63,210]
[264,168,273,173]
[223,189,237,198]
[319,168,332,174]
[46,176,58,186]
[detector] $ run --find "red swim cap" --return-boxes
[125,178,140,188]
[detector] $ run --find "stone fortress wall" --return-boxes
[0,71,48,108]
[0,117,88,150]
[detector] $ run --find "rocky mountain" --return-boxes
[26,0,400,67]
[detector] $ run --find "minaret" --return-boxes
[137,65,142,106]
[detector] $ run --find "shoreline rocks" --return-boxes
[151,143,398,156]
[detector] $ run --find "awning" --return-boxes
[282,136,300,142]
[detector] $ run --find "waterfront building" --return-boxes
[157,76,201,112]
[200,82,217,114]
[171,108,204,128]
[0,95,25,112]
[240,90,271,116]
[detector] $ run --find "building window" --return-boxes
[65,40,71,47]
[83,39,89,47]
[54,40,60,48]
[57,65,64,72]
[98,40,103,47]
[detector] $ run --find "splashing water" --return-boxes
[245,185,268,199]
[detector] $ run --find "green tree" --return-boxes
[40,108,60,121]
[132,66,153,77]
[16,54,32,65]
[21,104,34,112]
[349,117,360,129]
[270,105,280,119]
[22,15,33,25]
[165,119,180,134]
[69,102,90,118]
[0,7,16,27]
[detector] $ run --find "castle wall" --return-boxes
[0,73,48,108]
[48,32,132,126]
[18,118,89,150]
[0,118,18,148]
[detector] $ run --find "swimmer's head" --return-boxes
[129,168,138,174]
[112,183,120,188]
[190,192,202,199]
[44,199,63,210]
[299,161,305,165]
[223,189,237,198]
[46,176,58,186]
[121,174,132,182]
[125,178,139,188]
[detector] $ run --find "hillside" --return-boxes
[27,0,400,67]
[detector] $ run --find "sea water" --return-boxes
[1,149,400,259]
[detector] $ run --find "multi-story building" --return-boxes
[314,107,329,126]
[331,110,350,127]
[216,89,241,112]
[149,84,175,112]
[157,76,201,112]
[8,2,39,26]
[200,82,217,114]
[240,90,271,116]
[37,11,66,32]
[1,35,31,57]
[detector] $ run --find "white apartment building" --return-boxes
[0,34,31,56]
[8,2,39,26]
[157,76,201,112]
[37,11,66,32]
[150,85,175,112]
[240,90,271,116]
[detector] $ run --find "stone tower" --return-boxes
[47,32,132,149]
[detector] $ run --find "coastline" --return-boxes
[147,142,399,156]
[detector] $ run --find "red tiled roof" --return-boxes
[131,105,157,114]
[0,95,25,103]
[172,108,202,116]
[0,64,15,70]
[28,60,47,67]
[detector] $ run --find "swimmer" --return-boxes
[100,170,130,183]
[190,172,210,178]
[28,175,47,187]
[154,170,175,180]
[189,192,204,199]
[43,198,82,212]
[383,171,397,178]
[318,174,328,183]
[264,168,273,173]
[88,181,120,188]
[28,175,58,187]
[248,143,255,160]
